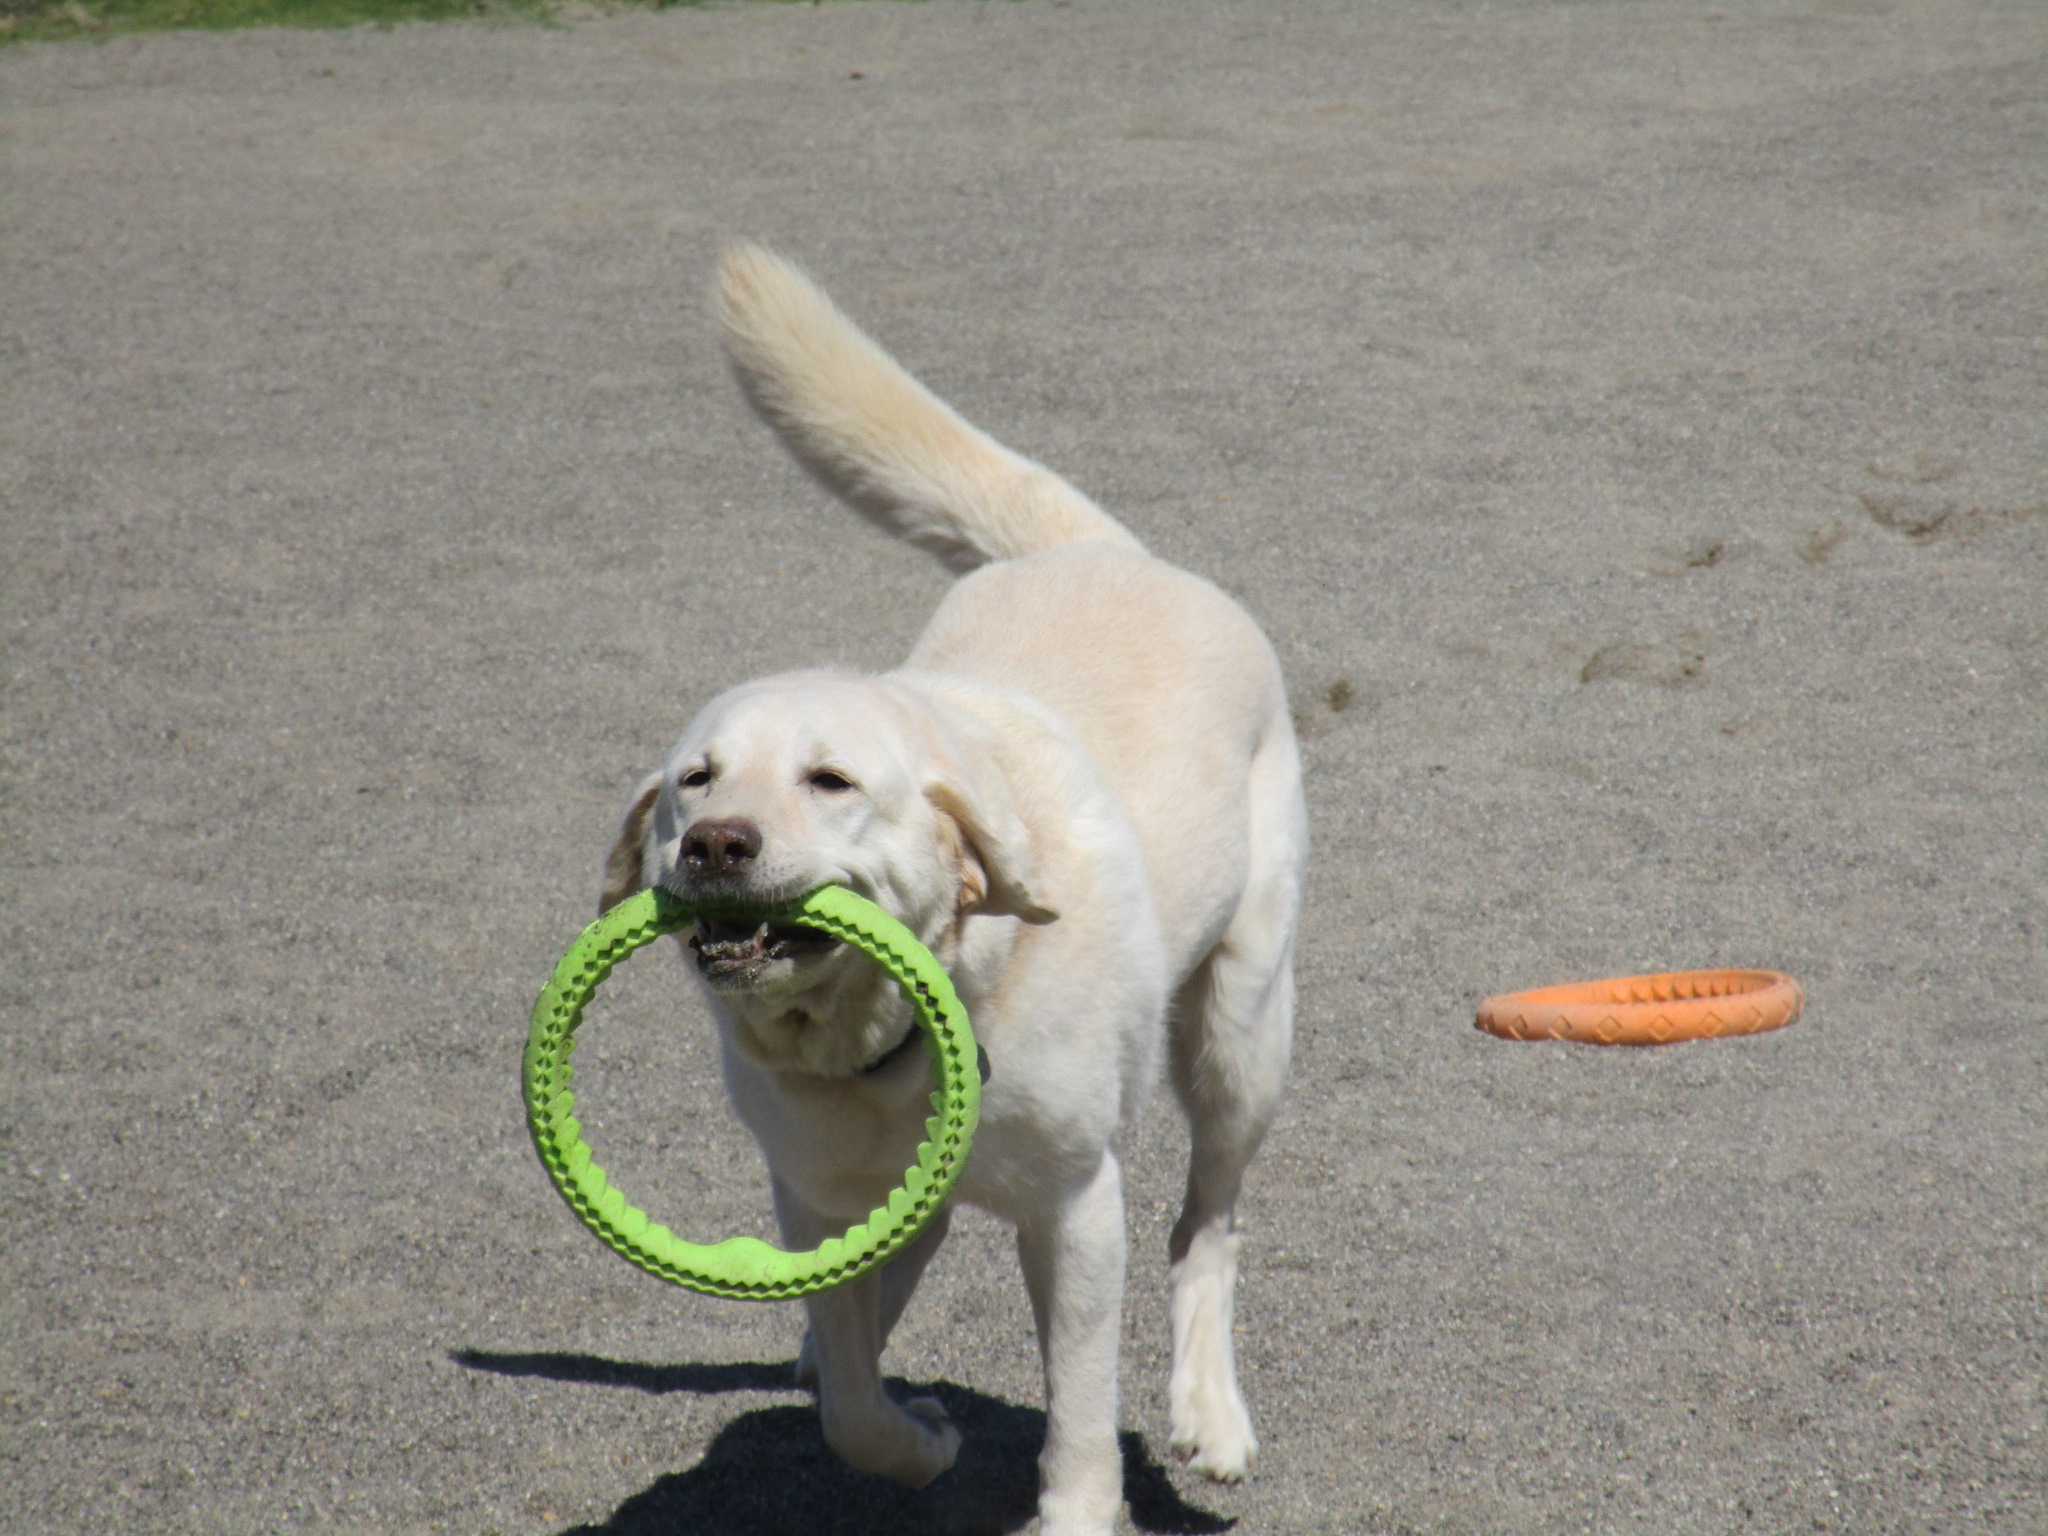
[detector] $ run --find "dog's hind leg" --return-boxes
[1165,741,1302,1482]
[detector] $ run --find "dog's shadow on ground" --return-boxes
[452,1350,1233,1536]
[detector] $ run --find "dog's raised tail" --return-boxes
[717,243,1142,574]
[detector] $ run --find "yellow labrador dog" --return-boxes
[601,246,1304,1535]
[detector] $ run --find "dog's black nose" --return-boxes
[681,817,763,878]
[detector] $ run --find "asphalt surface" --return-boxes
[2,2,2043,1532]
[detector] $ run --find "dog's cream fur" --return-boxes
[603,246,1304,1535]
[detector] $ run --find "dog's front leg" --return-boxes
[1016,1152,1127,1536]
[775,1179,962,1488]
[795,1205,952,1389]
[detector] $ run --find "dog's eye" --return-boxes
[679,767,712,789]
[807,769,857,793]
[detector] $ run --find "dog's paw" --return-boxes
[1036,1515,1119,1536]
[897,1396,964,1486]
[1034,1458,1124,1536]
[822,1393,962,1489]
[1170,1389,1257,1483]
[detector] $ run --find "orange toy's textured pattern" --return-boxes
[1475,970,1802,1046]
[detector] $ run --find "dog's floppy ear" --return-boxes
[599,772,663,917]
[926,776,1059,925]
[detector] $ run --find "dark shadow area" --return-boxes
[450,1349,796,1396]
[451,1349,1233,1536]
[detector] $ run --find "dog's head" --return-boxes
[602,671,1056,1074]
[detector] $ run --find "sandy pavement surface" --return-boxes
[3,2,2043,1531]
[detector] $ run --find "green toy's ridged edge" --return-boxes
[523,885,979,1302]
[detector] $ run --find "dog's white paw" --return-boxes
[821,1391,961,1489]
[1036,1516,1119,1536]
[1170,1386,1257,1483]
[895,1396,964,1487]
[1034,1483,1122,1535]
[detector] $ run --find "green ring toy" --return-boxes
[523,884,979,1301]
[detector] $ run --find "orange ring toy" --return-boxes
[1475,969,1802,1046]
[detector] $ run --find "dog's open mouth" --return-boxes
[689,917,842,985]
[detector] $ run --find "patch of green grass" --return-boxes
[0,0,708,46]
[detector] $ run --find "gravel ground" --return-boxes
[2,2,2043,1532]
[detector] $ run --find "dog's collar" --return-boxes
[858,1023,924,1076]
[858,1026,993,1085]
